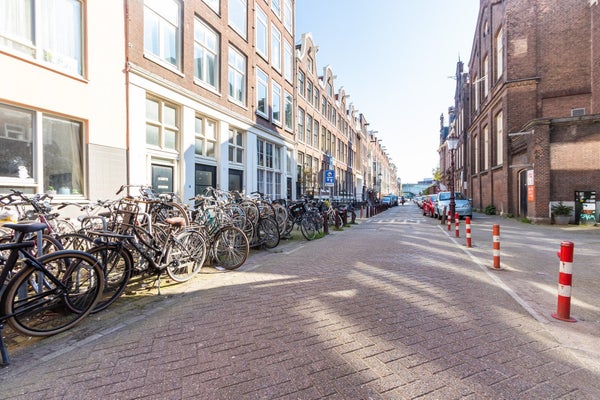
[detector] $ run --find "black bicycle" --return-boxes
[0,222,104,365]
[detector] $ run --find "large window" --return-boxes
[256,68,268,117]
[228,128,244,164]
[146,97,179,151]
[284,91,293,130]
[272,82,282,124]
[283,0,292,33]
[228,0,247,39]
[271,24,281,71]
[483,125,489,171]
[257,139,282,199]
[144,0,181,68]
[284,40,293,82]
[195,116,217,158]
[255,5,268,59]
[306,115,313,146]
[203,0,219,14]
[495,27,504,81]
[483,56,489,98]
[297,70,305,98]
[271,0,281,19]
[228,46,246,104]
[194,19,219,89]
[0,0,83,76]
[495,112,503,166]
[297,108,305,142]
[0,103,84,194]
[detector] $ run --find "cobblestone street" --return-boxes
[1,204,599,399]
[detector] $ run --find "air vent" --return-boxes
[571,108,585,117]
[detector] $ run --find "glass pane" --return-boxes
[195,138,203,155]
[235,132,242,146]
[43,115,83,194]
[206,141,215,157]
[236,148,243,163]
[39,0,82,75]
[164,104,176,126]
[146,124,159,146]
[0,104,34,179]
[195,116,203,135]
[206,120,216,140]
[146,98,159,120]
[164,129,176,149]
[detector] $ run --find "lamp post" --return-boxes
[447,127,459,220]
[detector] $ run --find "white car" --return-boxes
[433,191,473,219]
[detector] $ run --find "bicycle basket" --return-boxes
[289,202,305,218]
[112,198,140,234]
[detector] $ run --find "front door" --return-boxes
[519,169,528,217]
[195,164,216,196]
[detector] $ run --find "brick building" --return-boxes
[446,0,600,223]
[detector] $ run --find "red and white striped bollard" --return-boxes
[492,224,500,269]
[447,209,451,231]
[455,212,460,237]
[552,241,576,322]
[465,216,472,248]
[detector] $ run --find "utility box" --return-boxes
[574,191,596,225]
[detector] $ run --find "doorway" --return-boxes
[195,164,216,196]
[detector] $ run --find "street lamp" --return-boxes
[447,127,459,220]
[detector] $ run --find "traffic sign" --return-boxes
[325,169,335,187]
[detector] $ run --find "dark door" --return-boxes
[195,164,216,196]
[228,169,243,193]
[151,164,173,193]
[519,169,528,217]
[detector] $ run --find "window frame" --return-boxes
[228,0,247,39]
[193,18,220,90]
[255,5,268,59]
[256,67,269,118]
[144,0,182,70]
[228,46,247,105]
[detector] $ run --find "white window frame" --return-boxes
[270,24,282,72]
[283,0,292,33]
[297,108,305,143]
[195,115,218,159]
[256,67,269,118]
[194,18,219,90]
[228,46,247,105]
[0,0,84,76]
[483,125,489,171]
[228,0,247,39]
[495,112,503,166]
[496,27,504,80]
[255,5,268,59]
[228,128,245,165]
[284,40,293,82]
[146,97,179,153]
[272,81,282,125]
[284,91,293,131]
[144,0,182,70]
[202,0,220,14]
[271,0,281,19]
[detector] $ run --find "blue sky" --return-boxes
[295,1,479,184]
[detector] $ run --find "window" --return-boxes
[283,0,292,33]
[495,27,503,80]
[228,46,246,104]
[474,134,479,174]
[495,112,503,165]
[257,139,282,199]
[228,128,244,164]
[483,125,489,170]
[321,95,326,115]
[473,74,479,111]
[314,88,319,108]
[306,81,313,106]
[144,0,181,68]
[483,56,489,97]
[271,0,281,19]
[255,6,268,58]
[306,114,312,146]
[284,91,293,130]
[284,40,293,82]
[0,0,84,76]
[271,24,281,71]
[203,0,220,13]
[297,108,305,142]
[0,103,84,194]
[146,97,179,151]
[297,70,305,98]
[321,126,326,151]
[228,0,247,39]
[256,68,268,117]
[272,82,282,124]
[194,19,219,89]
[195,116,217,158]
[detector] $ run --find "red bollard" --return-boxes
[447,209,452,231]
[455,212,460,237]
[552,241,576,322]
[465,217,472,247]
[492,224,500,269]
[360,206,363,219]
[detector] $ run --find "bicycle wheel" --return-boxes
[87,243,133,313]
[3,250,104,337]
[300,213,318,240]
[165,229,207,282]
[212,226,249,270]
[257,217,280,249]
[272,203,288,234]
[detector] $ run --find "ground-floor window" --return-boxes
[0,103,84,195]
[195,164,216,196]
[151,164,173,193]
[257,138,282,199]
[229,168,243,193]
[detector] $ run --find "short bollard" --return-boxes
[492,224,500,269]
[552,241,576,322]
[465,217,472,247]
[322,212,329,235]
[455,212,460,237]
[360,206,363,219]
[447,209,452,231]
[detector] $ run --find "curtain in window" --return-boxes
[39,0,82,74]
[0,0,33,45]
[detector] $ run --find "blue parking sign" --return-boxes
[325,169,335,186]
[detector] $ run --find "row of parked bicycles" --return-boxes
[0,186,356,365]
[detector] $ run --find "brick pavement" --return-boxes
[1,204,599,399]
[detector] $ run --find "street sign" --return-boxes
[325,169,335,187]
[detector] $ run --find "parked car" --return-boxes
[381,196,392,206]
[421,194,437,217]
[433,191,472,219]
